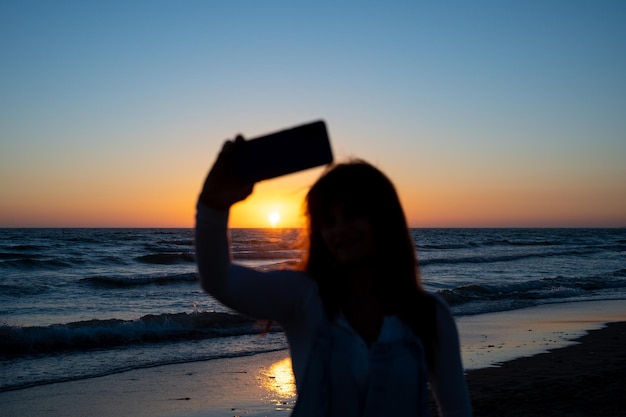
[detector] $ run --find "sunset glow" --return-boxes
[1,2,625,228]
[268,212,281,228]
[218,169,316,228]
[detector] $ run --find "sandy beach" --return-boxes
[466,320,626,417]
[0,350,296,417]
[1,300,624,417]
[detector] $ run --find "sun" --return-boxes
[268,212,281,227]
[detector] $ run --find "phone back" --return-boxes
[236,120,333,184]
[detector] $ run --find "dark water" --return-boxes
[1,228,625,391]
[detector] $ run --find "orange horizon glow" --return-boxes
[2,210,624,229]
[2,181,624,228]
[1,156,624,229]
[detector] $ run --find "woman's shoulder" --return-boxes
[272,270,327,330]
[423,291,455,321]
[424,290,450,308]
[264,268,320,301]
[422,291,460,342]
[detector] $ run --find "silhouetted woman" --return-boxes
[196,137,472,416]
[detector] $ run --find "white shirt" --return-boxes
[195,203,472,417]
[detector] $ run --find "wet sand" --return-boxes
[465,320,626,417]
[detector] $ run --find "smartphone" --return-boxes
[235,120,333,184]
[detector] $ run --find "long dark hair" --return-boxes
[303,160,437,362]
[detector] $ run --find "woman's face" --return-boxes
[319,203,375,265]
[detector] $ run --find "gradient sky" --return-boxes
[1,1,625,228]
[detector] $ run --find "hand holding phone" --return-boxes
[199,136,254,210]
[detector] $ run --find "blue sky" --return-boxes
[1,1,625,227]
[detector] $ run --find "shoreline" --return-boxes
[456,299,626,369]
[465,320,626,417]
[1,299,625,417]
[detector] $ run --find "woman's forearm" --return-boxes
[195,202,231,297]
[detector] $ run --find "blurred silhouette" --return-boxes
[195,136,472,416]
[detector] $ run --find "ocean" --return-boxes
[1,228,625,392]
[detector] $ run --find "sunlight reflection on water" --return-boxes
[259,357,297,398]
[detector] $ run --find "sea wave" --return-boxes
[420,247,603,267]
[155,238,194,246]
[0,311,275,358]
[135,252,196,264]
[80,272,198,288]
[0,283,50,296]
[611,268,626,277]
[418,239,557,251]
[0,244,46,251]
[0,256,74,269]
[437,269,626,307]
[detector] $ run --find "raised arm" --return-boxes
[195,137,312,322]
[195,136,252,297]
